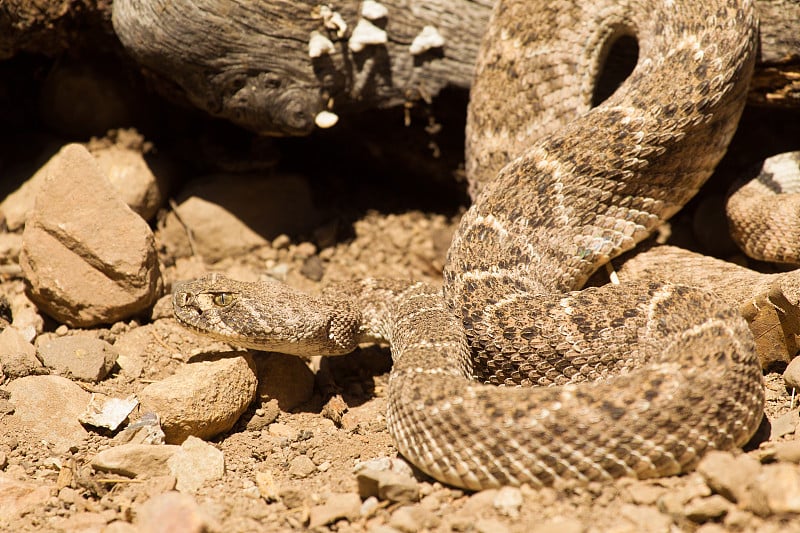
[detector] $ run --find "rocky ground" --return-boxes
[2,51,800,533]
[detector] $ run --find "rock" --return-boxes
[5,375,90,453]
[684,495,732,522]
[167,436,225,493]
[19,143,162,327]
[745,463,800,515]
[288,455,316,479]
[36,335,118,382]
[255,352,314,411]
[79,393,138,430]
[159,174,319,261]
[784,356,800,389]
[389,506,438,533]
[134,491,210,533]
[0,326,43,378]
[696,451,762,503]
[138,352,257,443]
[88,132,165,220]
[321,394,348,426]
[245,399,280,431]
[493,486,523,518]
[307,492,361,528]
[91,443,180,478]
[770,410,800,439]
[115,412,166,445]
[619,504,672,532]
[113,324,156,379]
[356,468,420,503]
[773,440,800,463]
[0,473,54,525]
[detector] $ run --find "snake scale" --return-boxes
[174,0,768,490]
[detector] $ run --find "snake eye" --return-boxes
[212,292,235,307]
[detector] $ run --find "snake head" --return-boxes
[172,273,361,356]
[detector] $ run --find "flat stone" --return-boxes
[37,335,118,382]
[138,352,257,443]
[19,143,162,327]
[256,352,314,411]
[91,443,180,478]
[357,468,420,503]
[134,491,208,533]
[308,492,361,528]
[79,393,138,431]
[288,455,316,479]
[5,375,90,453]
[684,495,732,522]
[696,451,762,503]
[0,326,43,378]
[773,440,800,463]
[0,472,54,526]
[167,436,225,493]
[770,410,800,439]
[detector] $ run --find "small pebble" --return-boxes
[288,455,316,478]
[493,486,522,517]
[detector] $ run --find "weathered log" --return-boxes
[112,0,800,135]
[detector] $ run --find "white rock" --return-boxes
[79,393,138,430]
[314,110,339,129]
[409,25,445,55]
[320,5,347,38]
[349,18,387,52]
[309,31,335,58]
[361,0,388,20]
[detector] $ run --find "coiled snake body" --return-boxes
[174,0,766,490]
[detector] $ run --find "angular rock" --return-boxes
[5,375,90,453]
[138,352,257,443]
[288,455,316,479]
[390,506,438,532]
[168,436,225,493]
[159,174,319,261]
[256,352,314,411]
[19,143,162,327]
[684,495,732,522]
[773,440,800,463]
[79,393,138,430]
[308,492,361,528]
[0,326,44,378]
[89,132,165,221]
[37,335,118,382]
[134,491,209,533]
[697,451,761,504]
[91,443,180,478]
[746,463,800,515]
[357,468,420,503]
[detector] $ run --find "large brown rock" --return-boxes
[138,352,257,443]
[19,143,162,327]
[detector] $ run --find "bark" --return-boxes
[111,0,800,135]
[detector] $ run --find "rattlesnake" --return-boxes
[173,0,771,490]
